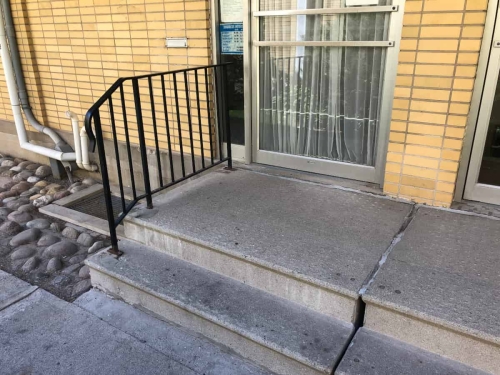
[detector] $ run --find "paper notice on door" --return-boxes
[220,23,243,55]
[221,0,243,23]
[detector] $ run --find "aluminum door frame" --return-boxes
[250,1,406,184]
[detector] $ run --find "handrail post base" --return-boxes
[108,246,124,258]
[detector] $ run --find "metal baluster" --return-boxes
[93,110,122,256]
[161,75,175,183]
[184,71,196,173]
[108,96,126,214]
[204,68,214,165]
[222,65,232,169]
[173,72,186,177]
[120,83,137,200]
[213,66,223,161]
[148,76,163,187]
[194,69,205,169]
[132,78,153,209]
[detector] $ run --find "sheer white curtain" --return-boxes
[259,0,389,166]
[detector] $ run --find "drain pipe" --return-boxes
[66,111,98,171]
[0,0,75,161]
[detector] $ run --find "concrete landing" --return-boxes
[363,207,500,374]
[125,168,411,320]
[336,328,488,375]
[87,240,354,375]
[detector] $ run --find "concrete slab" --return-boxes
[76,290,274,375]
[0,269,37,311]
[0,289,197,375]
[336,328,488,375]
[86,240,354,375]
[363,207,500,373]
[128,169,412,297]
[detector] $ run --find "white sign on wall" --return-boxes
[220,0,243,23]
[345,0,379,6]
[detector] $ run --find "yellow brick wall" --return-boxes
[0,0,214,155]
[384,0,488,207]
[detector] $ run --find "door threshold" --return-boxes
[235,162,383,196]
[451,199,500,219]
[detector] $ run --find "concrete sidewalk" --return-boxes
[0,270,273,375]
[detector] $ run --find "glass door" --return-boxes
[251,0,404,183]
[464,6,500,205]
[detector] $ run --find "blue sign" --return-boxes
[220,23,243,55]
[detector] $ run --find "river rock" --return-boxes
[21,256,41,272]
[78,265,90,279]
[6,198,30,210]
[68,254,87,265]
[11,245,36,260]
[77,233,94,247]
[88,240,104,254]
[54,190,70,200]
[13,158,25,164]
[62,263,82,275]
[69,185,87,194]
[72,279,91,297]
[26,218,51,230]
[46,186,64,195]
[17,203,36,213]
[29,194,42,201]
[0,190,18,200]
[25,163,40,171]
[62,226,79,240]
[0,207,13,219]
[35,165,52,178]
[3,197,17,204]
[9,166,22,173]
[39,189,47,195]
[7,211,32,224]
[82,178,98,186]
[10,182,31,194]
[50,222,63,232]
[0,177,14,190]
[9,228,41,247]
[47,257,63,273]
[20,190,36,198]
[17,161,33,169]
[26,176,40,184]
[37,234,60,247]
[1,170,16,177]
[1,159,16,167]
[33,195,54,208]
[12,170,33,182]
[43,241,78,258]
[0,220,22,235]
[34,180,49,188]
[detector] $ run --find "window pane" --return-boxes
[259,45,386,166]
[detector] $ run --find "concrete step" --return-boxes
[336,328,489,375]
[123,168,412,323]
[86,240,355,375]
[362,207,500,374]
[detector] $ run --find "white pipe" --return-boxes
[65,111,97,171]
[66,111,83,168]
[0,5,76,162]
[80,127,98,171]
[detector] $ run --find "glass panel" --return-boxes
[259,45,386,166]
[259,0,391,11]
[259,13,390,42]
[478,72,500,186]
[220,54,245,145]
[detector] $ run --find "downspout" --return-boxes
[0,0,76,161]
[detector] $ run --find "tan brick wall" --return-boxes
[383,0,488,207]
[0,0,213,155]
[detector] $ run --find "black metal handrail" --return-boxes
[85,63,232,256]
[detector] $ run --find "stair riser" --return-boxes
[364,304,500,375]
[125,219,356,322]
[90,267,328,375]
